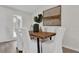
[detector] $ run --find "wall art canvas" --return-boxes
[43,5,61,26]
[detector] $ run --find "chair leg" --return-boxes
[41,43,42,53]
[40,41,42,53]
[16,48,23,53]
[50,37,52,40]
[19,50,23,53]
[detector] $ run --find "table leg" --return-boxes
[37,38,40,53]
[50,37,52,40]
[41,42,42,53]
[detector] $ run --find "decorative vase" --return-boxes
[33,14,43,32]
[33,23,39,32]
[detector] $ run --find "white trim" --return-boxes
[63,44,79,52]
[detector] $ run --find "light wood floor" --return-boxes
[63,47,79,53]
[17,48,79,53]
[0,41,78,53]
[17,47,79,53]
[0,40,16,53]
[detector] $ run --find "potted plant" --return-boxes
[33,14,43,32]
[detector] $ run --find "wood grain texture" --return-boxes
[30,32,56,39]
[43,5,61,26]
[43,15,60,19]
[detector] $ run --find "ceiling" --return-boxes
[6,5,56,14]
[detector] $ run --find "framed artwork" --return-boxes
[43,5,61,26]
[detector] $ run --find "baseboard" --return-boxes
[63,45,79,52]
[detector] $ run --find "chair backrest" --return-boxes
[54,27,66,52]
[54,27,65,43]
[21,28,37,53]
[42,26,65,53]
[16,28,37,53]
[44,26,58,32]
[15,28,23,50]
[15,28,31,51]
[20,28,31,52]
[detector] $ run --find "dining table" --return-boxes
[29,31,56,53]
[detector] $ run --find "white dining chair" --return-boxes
[20,28,37,53]
[15,28,37,53]
[15,28,23,52]
[42,27,65,53]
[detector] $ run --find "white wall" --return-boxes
[62,5,79,51]
[32,5,79,51]
[0,6,32,42]
[32,5,56,26]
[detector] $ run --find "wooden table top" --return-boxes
[30,32,56,39]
